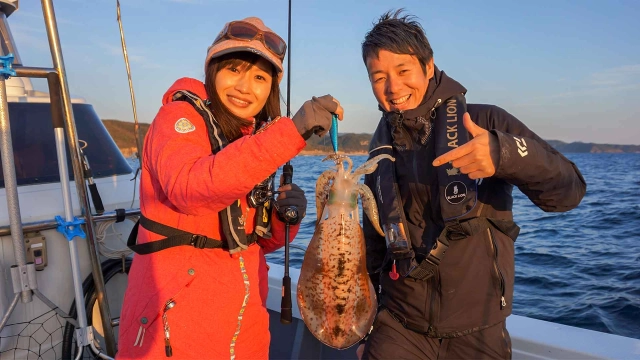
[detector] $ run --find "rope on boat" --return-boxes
[94,216,138,259]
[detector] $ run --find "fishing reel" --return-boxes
[275,164,301,225]
[277,205,299,225]
[248,174,275,208]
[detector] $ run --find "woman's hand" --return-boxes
[292,94,344,140]
[274,183,307,225]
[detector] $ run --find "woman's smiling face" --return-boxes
[214,56,274,120]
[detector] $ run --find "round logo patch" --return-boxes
[175,118,195,133]
[445,181,467,205]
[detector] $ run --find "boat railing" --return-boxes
[0,208,141,237]
[0,2,128,358]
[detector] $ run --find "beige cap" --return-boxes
[205,17,285,83]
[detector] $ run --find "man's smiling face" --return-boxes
[366,50,434,112]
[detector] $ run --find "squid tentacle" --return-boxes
[315,169,336,222]
[358,183,384,236]
[351,154,395,180]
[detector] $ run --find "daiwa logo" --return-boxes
[513,136,528,157]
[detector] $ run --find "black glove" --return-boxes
[292,94,339,140]
[274,183,307,225]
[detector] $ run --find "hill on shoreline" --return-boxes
[101,119,640,156]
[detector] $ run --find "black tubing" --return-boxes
[46,72,64,129]
[88,183,105,215]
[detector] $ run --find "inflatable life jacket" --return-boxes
[369,93,480,280]
[127,90,273,254]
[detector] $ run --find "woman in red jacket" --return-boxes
[117,16,343,359]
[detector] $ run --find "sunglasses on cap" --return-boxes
[213,21,287,60]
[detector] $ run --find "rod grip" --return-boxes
[280,275,292,324]
[283,164,293,185]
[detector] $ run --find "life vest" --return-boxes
[127,90,273,254]
[368,93,479,281]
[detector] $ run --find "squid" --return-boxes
[297,154,394,349]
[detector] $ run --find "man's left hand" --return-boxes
[432,112,500,180]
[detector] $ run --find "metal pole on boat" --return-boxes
[40,0,117,356]
[0,12,22,65]
[46,72,90,357]
[0,42,32,307]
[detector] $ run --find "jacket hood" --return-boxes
[381,66,467,149]
[162,77,208,105]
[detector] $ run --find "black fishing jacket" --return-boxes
[363,67,587,337]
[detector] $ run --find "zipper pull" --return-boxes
[164,337,173,357]
[389,260,399,280]
[501,296,506,309]
[429,98,442,117]
[163,300,176,357]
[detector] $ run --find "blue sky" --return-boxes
[10,0,640,145]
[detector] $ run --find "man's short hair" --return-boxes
[362,9,434,74]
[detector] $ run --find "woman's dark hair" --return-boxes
[362,9,433,74]
[204,52,281,142]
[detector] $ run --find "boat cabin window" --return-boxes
[0,102,133,188]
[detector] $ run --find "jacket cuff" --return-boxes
[492,129,529,180]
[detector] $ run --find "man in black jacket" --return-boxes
[357,10,586,360]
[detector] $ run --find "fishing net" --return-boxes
[0,309,66,360]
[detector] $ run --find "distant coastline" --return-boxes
[102,119,640,156]
[545,140,640,154]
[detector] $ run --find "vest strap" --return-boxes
[434,94,477,221]
[406,236,449,281]
[407,218,490,281]
[126,214,258,255]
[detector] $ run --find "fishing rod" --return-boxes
[279,0,339,325]
[116,0,143,165]
[280,0,295,325]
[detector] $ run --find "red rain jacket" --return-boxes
[117,78,306,359]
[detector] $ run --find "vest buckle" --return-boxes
[428,238,449,265]
[190,234,208,249]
